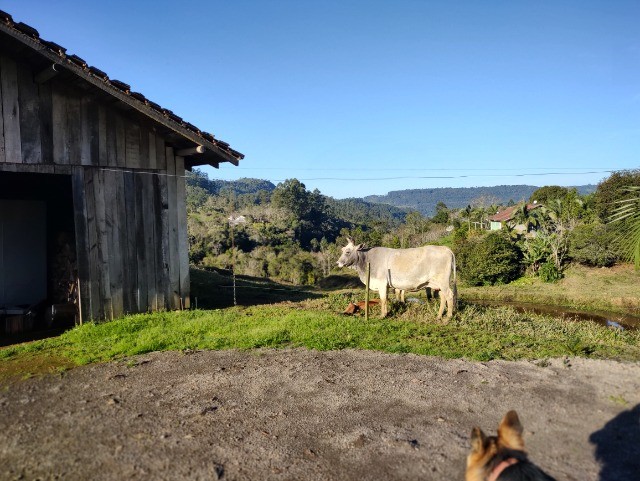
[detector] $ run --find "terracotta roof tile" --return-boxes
[489,204,541,222]
[110,79,131,92]
[14,21,38,38]
[0,9,13,23]
[67,54,88,69]
[39,39,66,56]
[88,65,109,80]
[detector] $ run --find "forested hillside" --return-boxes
[186,168,638,287]
[365,185,597,215]
[185,170,413,284]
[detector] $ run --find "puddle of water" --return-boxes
[464,299,640,330]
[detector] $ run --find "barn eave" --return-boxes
[0,13,243,169]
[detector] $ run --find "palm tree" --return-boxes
[609,186,640,269]
[511,202,538,233]
[463,205,472,231]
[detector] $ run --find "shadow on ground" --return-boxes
[589,403,640,481]
[190,267,322,309]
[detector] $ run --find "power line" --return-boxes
[97,166,618,182]
[271,170,614,182]
[233,166,617,172]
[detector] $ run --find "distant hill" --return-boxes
[364,185,597,216]
[188,171,597,219]
[188,172,276,196]
[325,197,408,226]
[186,172,409,226]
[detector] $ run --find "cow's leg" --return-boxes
[445,287,454,318]
[394,289,405,302]
[436,287,448,320]
[438,287,455,319]
[379,286,388,318]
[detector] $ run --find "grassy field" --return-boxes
[1,265,639,386]
[460,264,640,315]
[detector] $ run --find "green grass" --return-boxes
[2,265,639,386]
[2,298,639,386]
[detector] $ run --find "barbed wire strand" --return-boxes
[97,166,616,182]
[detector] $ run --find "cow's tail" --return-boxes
[451,252,458,310]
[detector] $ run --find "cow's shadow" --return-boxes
[589,403,640,481]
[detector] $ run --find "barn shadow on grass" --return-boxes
[589,403,640,481]
[190,267,322,309]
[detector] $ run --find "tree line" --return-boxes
[186,169,640,286]
[364,184,596,216]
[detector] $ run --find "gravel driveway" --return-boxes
[1,349,639,480]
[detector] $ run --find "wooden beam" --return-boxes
[34,64,60,84]
[176,145,205,156]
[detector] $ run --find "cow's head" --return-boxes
[337,237,365,268]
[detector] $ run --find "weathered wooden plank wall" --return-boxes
[1,52,191,321]
[67,155,186,320]
[176,155,190,309]
[1,54,21,163]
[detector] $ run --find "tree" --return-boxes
[457,232,522,286]
[593,170,640,222]
[510,203,540,233]
[463,205,472,231]
[569,223,620,267]
[609,186,640,269]
[432,202,449,224]
[529,186,569,205]
[270,179,337,248]
[521,236,549,274]
[271,179,311,220]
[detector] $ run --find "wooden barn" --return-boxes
[0,11,243,332]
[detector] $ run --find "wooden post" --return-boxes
[365,262,370,321]
[76,278,83,325]
[230,221,237,306]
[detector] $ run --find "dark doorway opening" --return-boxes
[0,171,77,342]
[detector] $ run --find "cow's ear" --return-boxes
[346,236,355,245]
[356,243,365,251]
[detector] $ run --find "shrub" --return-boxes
[539,261,562,283]
[456,232,522,286]
[569,223,620,267]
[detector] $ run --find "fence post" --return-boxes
[365,262,370,321]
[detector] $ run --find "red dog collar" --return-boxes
[489,457,519,481]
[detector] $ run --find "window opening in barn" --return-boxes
[0,172,77,342]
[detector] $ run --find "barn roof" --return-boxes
[488,203,541,222]
[0,10,243,169]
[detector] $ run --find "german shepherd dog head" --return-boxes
[466,411,556,481]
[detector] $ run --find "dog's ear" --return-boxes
[469,427,486,454]
[498,410,525,451]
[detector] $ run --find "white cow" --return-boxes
[337,238,457,319]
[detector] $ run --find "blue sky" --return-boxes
[4,1,639,198]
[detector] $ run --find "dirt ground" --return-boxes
[1,349,639,481]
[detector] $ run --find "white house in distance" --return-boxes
[488,203,541,233]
